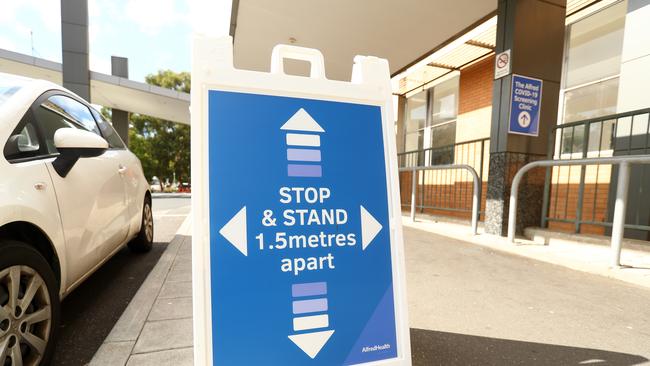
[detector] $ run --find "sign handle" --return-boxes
[271,44,327,79]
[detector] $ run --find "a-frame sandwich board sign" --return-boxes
[191,35,411,366]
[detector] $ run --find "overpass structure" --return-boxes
[0,48,190,125]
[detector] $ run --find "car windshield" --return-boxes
[0,74,29,108]
[0,86,21,107]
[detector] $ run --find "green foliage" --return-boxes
[124,70,191,184]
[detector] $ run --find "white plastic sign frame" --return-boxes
[191,35,411,366]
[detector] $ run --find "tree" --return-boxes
[125,70,191,185]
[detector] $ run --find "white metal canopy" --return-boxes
[231,0,498,81]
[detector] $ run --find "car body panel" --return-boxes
[45,150,130,285]
[0,157,70,295]
[1,72,151,297]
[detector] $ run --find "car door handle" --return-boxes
[118,165,127,175]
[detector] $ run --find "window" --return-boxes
[3,122,41,161]
[35,103,82,154]
[44,95,100,134]
[91,108,125,149]
[0,86,21,107]
[404,90,427,152]
[563,78,619,123]
[430,122,456,149]
[430,77,458,126]
[401,76,459,166]
[429,77,458,148]
[562,1,627,123]
[0,74,28,107]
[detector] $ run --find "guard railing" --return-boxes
[542,108,650,233]
[399,165,481,235]
[508,155,650,267]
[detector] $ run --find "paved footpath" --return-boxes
[90,218,193,366]
[91,216,650,365]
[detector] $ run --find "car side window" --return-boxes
[3,121,41,161]
[34,102,82,154]
[90,108,126,149]
[44,95,100,135]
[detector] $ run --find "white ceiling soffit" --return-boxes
[391,0,604,95]
[0,48,190,124]
[232,0,498,81]
[394,16,497,96]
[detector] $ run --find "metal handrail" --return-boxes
[398,137,490,157]
[508,155,650,267]
[400,164,481,235]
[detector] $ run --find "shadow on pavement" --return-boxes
[411,328,649,366]
[51,243,166,366]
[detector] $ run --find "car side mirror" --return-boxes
[52,128,108,178]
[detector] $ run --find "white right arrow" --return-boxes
[288,330,334,359]
[360,206,382,250]
[219,206,247,256]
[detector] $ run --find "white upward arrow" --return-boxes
[219,206,247,256]
[360,206,382,250]
[280,108,325,132]
[288,330,335,359]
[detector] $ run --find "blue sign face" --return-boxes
[208,90,398,365]
[508,74,543,136]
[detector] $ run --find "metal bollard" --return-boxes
[610,162,630,268]
[410,169,417,222]
[471,173,479,235]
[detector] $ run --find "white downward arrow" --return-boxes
[288,330,334,359]
[219,206,247,256]
[280,108,325,132]
[360,206,382,250]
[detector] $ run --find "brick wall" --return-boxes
[459,55,494,115]
[456,55,494,143]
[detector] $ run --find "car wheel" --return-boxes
[0,240,60,366]
[128,197,154,253]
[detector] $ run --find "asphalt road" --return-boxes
[405,226,650,366]
[51,196,191,366]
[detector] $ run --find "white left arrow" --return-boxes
[219,206,247,256]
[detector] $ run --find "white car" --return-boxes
[150,176,162,193]
[0,73,153,365]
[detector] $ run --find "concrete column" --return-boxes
[484,0,566,236]
[111,56,130,145]
[61,0,90,100]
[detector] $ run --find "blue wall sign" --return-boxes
[508,74,543,136]
[208,90,398,365]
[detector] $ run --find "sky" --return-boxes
[0,0,197,82]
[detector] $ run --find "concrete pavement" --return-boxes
[403,216,650,290]
[91,215,650,365]
[90,217,193,366]
[51,197,190,366]
[404,222,650,364]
